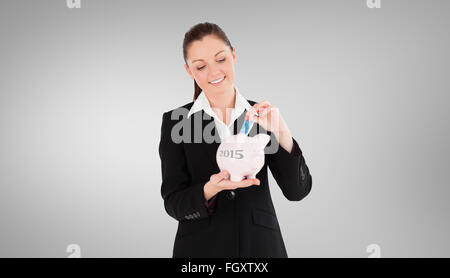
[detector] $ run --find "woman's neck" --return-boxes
[204,86,236,126]
[204,86,236,109]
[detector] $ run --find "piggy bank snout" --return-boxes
[216,133,271,182]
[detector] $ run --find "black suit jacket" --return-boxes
[159,99,312,258]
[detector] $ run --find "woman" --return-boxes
[159,22,312,258]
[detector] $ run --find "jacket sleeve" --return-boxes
[159,111,213,222]
[266,131,312,201]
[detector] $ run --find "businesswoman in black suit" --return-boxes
[159,22,312,258]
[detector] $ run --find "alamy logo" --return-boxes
[366,0,381,9]
[366,243,381,258]
[66,244,81,258]
[66,0,81,8]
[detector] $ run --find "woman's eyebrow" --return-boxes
[192,50,225,63]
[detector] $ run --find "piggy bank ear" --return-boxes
[253,134,271,148]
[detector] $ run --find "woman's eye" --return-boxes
[197,59,225,71]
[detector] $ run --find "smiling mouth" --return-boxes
[209,76,226,85]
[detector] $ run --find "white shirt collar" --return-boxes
[187,86,251,121]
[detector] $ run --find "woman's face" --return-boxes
[185,35,236,96]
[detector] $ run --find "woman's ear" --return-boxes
[184,64,194,80]
[232,47,237,64]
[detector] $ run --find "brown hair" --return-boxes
[182,22,234,101]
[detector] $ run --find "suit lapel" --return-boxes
[233,108,259,136]
[200,110,221,168]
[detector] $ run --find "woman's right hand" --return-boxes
[203,170,260,201]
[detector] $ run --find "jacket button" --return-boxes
[227,190,236,200]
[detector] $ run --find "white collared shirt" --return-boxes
[187,86,252,141]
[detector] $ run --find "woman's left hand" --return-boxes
[245,100,289,135]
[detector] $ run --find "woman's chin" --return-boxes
[211,83,233,93]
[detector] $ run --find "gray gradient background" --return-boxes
[0,0,449,257]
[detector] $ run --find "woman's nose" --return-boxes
[210,74,223,80]
[209,64,223,76]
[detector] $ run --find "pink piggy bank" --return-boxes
[216,133,271,182]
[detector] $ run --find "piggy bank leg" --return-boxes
[246,174,257,179]
[230,175,244,182]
